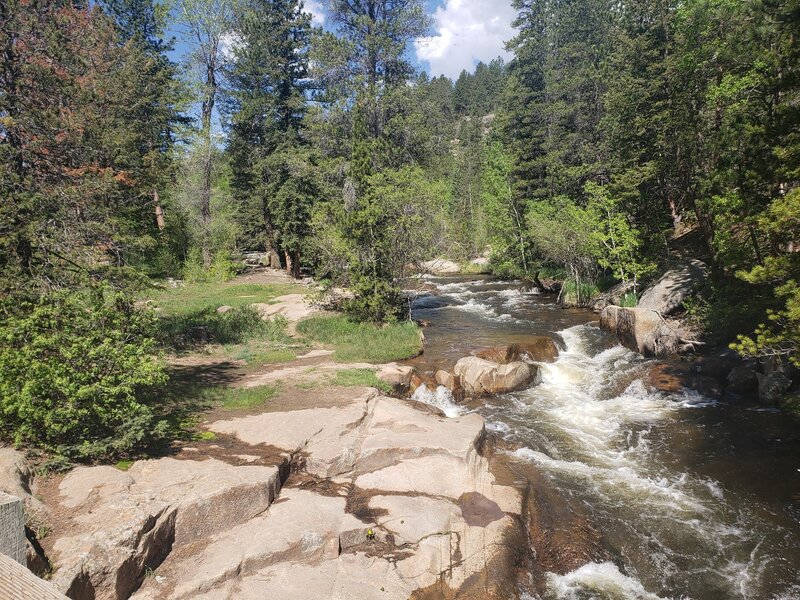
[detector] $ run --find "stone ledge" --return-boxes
[0,492,25,565]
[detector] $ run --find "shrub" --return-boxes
[0,289,168,461]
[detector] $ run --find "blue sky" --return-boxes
[170,0,517,81]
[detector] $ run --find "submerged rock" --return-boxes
[637,258,709,316]
[454,356,539,396]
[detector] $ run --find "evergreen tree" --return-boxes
[226,0,315,277]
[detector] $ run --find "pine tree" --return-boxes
[226,0,315,277]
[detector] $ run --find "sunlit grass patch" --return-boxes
[297,316,422,363]
[213,385,280,410]
[332,368,392,393]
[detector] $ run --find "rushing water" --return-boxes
[407,275,800,600]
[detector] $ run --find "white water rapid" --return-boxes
[408,276,800,600]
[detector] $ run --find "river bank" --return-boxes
[3,272,799,599]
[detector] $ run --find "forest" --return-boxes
[1,0,798,461]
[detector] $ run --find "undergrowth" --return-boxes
[297,316,422,363]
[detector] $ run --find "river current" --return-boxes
[406,275,800,600]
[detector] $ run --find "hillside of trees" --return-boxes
[1,0,798,459]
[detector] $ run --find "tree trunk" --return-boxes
[200,60,216,268]
[285,249,301,278]
[154,189,165,231]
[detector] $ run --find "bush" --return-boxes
[0,289,168,461]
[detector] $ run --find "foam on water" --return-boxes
[448,297,522,323]
[544,562,671,600]
[411,384,465,418]
[490,323,796,599]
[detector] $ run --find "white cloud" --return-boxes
[415,0,517,79]
[304,0,326,26]
[219,31,244,61]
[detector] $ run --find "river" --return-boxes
[406,275,800,600]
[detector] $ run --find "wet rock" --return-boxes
[644,363,691,393]
[378,363,415,389]
[692,353,741,381]
[454,356,537,396]
[643,363,722,399]
[757,372,792,405]
[475,338,560,365]
[637,258,709,316]
[693,375,724,400]
[727,366,759,394]
[435,370,464,402]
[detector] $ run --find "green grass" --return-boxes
[332,368,393,393]
[296,316,422,363]
[620,291,638,307]
[114,460,134,471]
[140,280,304,352]
[459,260,490,274]
[561,280,601,306]
[141,281,303,317]
[213,384,280,410]
[193,431,217,441]
[227,344,297,365]
[295,380,322,390]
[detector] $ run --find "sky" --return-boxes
[303,0,517,79]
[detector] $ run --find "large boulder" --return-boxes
[125,393,524,600]
[377,363,415,389]
[599,306,681,358]
[757,372,792,405]
[726,365,759,394]
[637,258,709,315]
[454,356,538,396]
[49,459,283,599]
[475,338,559,365]
[421,259,461,275]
